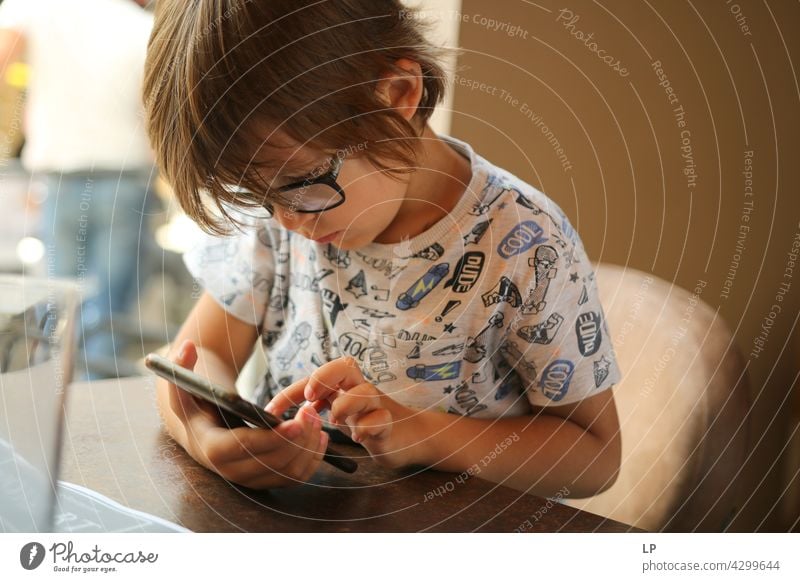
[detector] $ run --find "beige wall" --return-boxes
[452,0,799,531]
[407,0,463,134]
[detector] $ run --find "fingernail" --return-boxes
[320,431,330,451]
[177,341,189,361]
[304,385,315,401]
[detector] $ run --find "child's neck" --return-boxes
[373,126,473,244]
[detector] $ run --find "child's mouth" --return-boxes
[311,230,342,244]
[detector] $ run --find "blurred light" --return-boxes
[155,214,203,254]
[16,237,45,265]
[5,62,29,88]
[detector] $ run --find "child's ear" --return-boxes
[374,58,424,123]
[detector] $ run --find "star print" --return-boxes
[443,385,455,394]
[498,202,507,210]
[443,322,457,333]
[570,272,579,283]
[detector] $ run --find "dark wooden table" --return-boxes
[60,377,639,532]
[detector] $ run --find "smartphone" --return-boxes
[144,353,357,473]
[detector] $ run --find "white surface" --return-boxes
[0,278,50,314]
[0,0,154,172]
[0,359,66,532]
[54,481,188,533]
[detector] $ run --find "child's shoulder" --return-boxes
[452,138,578,250]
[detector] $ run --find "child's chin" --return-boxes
[331,232,367,251]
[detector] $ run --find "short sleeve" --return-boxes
[0,0,35,32]
[183,223,277,327]
[504,213,622,407]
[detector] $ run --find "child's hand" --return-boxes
[266,357,421,469]
[162,340,329,489]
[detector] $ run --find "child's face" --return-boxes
[258,143,411,250]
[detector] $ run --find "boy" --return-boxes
[145,0,622,496]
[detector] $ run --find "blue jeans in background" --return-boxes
[39,170,159,379]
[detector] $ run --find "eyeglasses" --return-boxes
[262,155,346,217]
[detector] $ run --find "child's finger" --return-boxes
[299,430,329,482]
[329,383,382,426]
[235,427,327,489]
[249,408,324,485]
[175,339,198,369]
[287,424,328,484]
[310,398,329,413]
[196,404,317,478]
[264,376,309,417]
[167,340,217,421]
[223,404,316,460]
[350,408,393,443]
[212,423,308,478]
[304,357,365,401]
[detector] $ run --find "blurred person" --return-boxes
[0,0,157,378]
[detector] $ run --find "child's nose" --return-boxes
[273,207,315,232]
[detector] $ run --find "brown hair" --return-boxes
[143,0,448,234]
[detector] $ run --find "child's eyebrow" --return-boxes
[259,155,332,184]
[240,158,323,194]
[285,158,329,177]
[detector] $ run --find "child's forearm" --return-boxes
[411,410,620,498]
[184,344,240,391]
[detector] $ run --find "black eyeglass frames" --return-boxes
[263,155,346,217]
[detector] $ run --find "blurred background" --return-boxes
[0,0,796,531]
[0,0,195,381]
